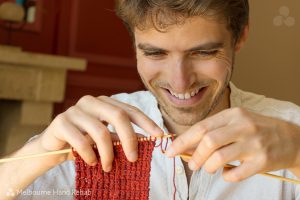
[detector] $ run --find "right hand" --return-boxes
[38,95,163,172]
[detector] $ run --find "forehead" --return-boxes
[134,16,232,50]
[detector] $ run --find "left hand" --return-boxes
[165,107,300,182]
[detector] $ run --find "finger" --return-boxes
[187,125,242,170]
[203,143,243,173]
[83,99,139,162]
[98,96,163,137]
[222,161,259,182]
[166,110,232,157]
[66,107,114,172]
[53,115,97,166]
[111,112,138,162]
[77,96,141,162]
[67,134,94,161]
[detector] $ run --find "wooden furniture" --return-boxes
[0,45,86,156]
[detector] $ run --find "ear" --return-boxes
[235,24,250,53]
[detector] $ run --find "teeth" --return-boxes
[169,87,202,100]
[178,94,185,100]
[191,91,196,97]
[184,93,191,99]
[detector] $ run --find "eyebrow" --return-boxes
[137,43,166,52]
[187,42,224,52]
[137,42,224,53]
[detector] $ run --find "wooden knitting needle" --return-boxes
[178,153,300,185]
[0,134,175,164]
[1,134,300,185]
[0,149,73,164]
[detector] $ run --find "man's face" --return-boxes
[134,16,235,126]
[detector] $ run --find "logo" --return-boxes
[273,6,295,27]
[6,188,16,197]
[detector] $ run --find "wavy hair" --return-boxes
[115,0,249,43]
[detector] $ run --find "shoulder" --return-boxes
[230,83,300,124]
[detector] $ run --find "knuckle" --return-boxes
[76,139,90,152]
[54,114,68,126]
[233,107,247,116]
[113,109,128,121]
[77,95,94,105]
[214,151,227,164]
[66,106,80,115]
[127,105,141,114]
[193,147,203,158]
[97,95,108,100]
[202,135,218,149]
[195,124,208,135]
[97,129,110,141]
[175,136,187,148]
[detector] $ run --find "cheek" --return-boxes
[137,57,162,82]
[195,58,232,82]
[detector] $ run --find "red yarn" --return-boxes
[73,140,155,200]
[171,135,177,200]
[156,135,177,200]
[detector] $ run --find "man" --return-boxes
[1,0,300,199]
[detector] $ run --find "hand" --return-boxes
[38,95,163,172]
[166,107,300,182]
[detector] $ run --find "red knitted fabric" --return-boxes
[73,140,155,200]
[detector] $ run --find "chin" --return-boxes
[158,93,215,126]
[161,102,213,126]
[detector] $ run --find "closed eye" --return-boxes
[191,50,219,57]
[143,51,166,57]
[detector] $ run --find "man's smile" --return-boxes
[161,86,208,107]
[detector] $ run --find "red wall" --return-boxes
[0,0,144,115]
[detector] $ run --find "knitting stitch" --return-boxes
[73,140,155,200]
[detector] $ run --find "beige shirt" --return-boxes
[17,83,300,200]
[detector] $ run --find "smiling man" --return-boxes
[1,0,300,200]
[135,17,233,128]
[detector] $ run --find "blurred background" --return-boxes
[0,0,299,156]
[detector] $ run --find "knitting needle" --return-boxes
[178,153,300,185]
[0,134,175,164]
[0,149,73,164]
[1,135,300,185]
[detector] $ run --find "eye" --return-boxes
[191,50,219,57]
[143,51,166,58]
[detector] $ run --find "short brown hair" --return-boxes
[115,0,249,43]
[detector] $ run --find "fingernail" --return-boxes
[165,147,175,157]
[155,128,164,135]
[128,151,138,162]
[91,161,98,166]
[104,165,112,172]
[188,160,197,171]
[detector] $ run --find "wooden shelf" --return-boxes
[0,45,87,155]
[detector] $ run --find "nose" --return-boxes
[167,57,195,92]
